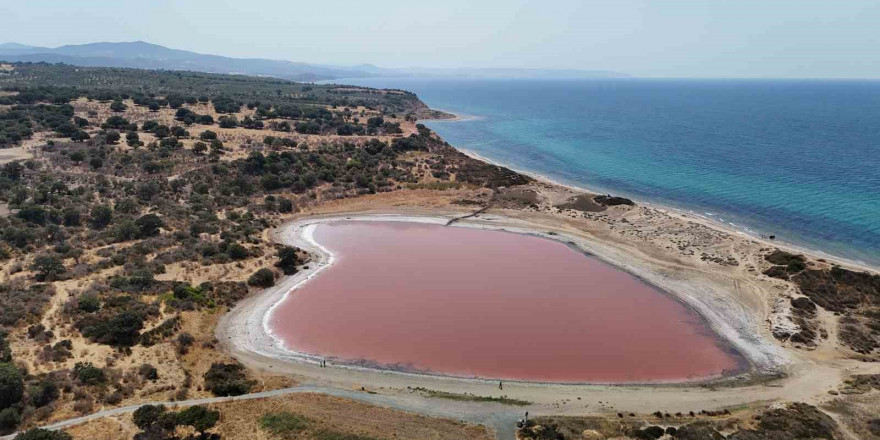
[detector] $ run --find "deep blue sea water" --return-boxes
[338,78,880,266]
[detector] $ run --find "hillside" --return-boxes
[0,41,629,81]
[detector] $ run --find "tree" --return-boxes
[218,116,238,128]
[247,268,275,287]
[104,130,121,145]
[72,362,106,385]
[62,208,81,227]
[103,115,130,129]
[135,214,163,238]
[90,204,113,229]
[110,100,126,112]
[170,126,188,138]
[133,404,167,430]
[1,162,24,181]
[113,219,138,241]
[227,243,248,260]
[0,407,20,431]
[0,333,10,363]
[199,130,217,140]
[77,294,101,313]
[192,141,207,155]
[29,254,65,281]
[70,130,89,142]
[142,120,159,132]
[125,131,141,147]
[0,363,24,410]
[153,126,169,139]
[13,428,71,440]
[88,311,143,346]
[28,380,59,407]
[278,198,293,213]
[275,246,301,275]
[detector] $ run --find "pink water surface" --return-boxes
[270,221,744,383]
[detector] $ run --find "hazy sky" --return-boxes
[2,0,879,78]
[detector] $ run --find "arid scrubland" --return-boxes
[0,63,878,440]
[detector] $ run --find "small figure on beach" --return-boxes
[499,380,503,390]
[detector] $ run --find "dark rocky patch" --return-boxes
[793,267,879,313]
[763,266,790,280]
[765,250,806,266]
[791,297,817,313]
[792,266,879,355]
[841,374,880,393]
[674,422,725,440]
[788,297,819,345]
[594,195,635,206]
[727,403,836,440]
[633,425,665,439]
[557,194,606,212]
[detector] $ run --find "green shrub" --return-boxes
[203,362,253,396]
[0,407,21,431]
[0,333,11,363]
[29,254,65,281]
[27,380,59,407]
[77,294,101,313]
[275,247,301,275]
[132,404,167,430]
[248,268,275,288]
[0,363,24,410]
[175,405,219,433]
[72,362,105,385]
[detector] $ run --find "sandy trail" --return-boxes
[217,210,880,419]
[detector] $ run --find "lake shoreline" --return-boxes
[219,213,784,387]
[264,218,751,384]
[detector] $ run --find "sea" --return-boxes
[335,78,880,267]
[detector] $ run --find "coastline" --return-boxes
[432,117,879,275]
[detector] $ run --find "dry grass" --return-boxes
[211,393,493,440]
[64,393,493,440]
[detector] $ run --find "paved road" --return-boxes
[0,384,521,440]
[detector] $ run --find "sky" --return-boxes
[2,0,879,78]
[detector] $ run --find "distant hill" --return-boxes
[0,41,629,81]
[0,41,372,82]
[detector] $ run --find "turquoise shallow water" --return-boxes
[339,78,880,266]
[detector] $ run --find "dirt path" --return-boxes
[0,384,521,440]
[0,146,32,164]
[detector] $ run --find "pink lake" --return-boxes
[269,221,745,383]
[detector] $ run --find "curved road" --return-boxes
[0,384,521,440]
